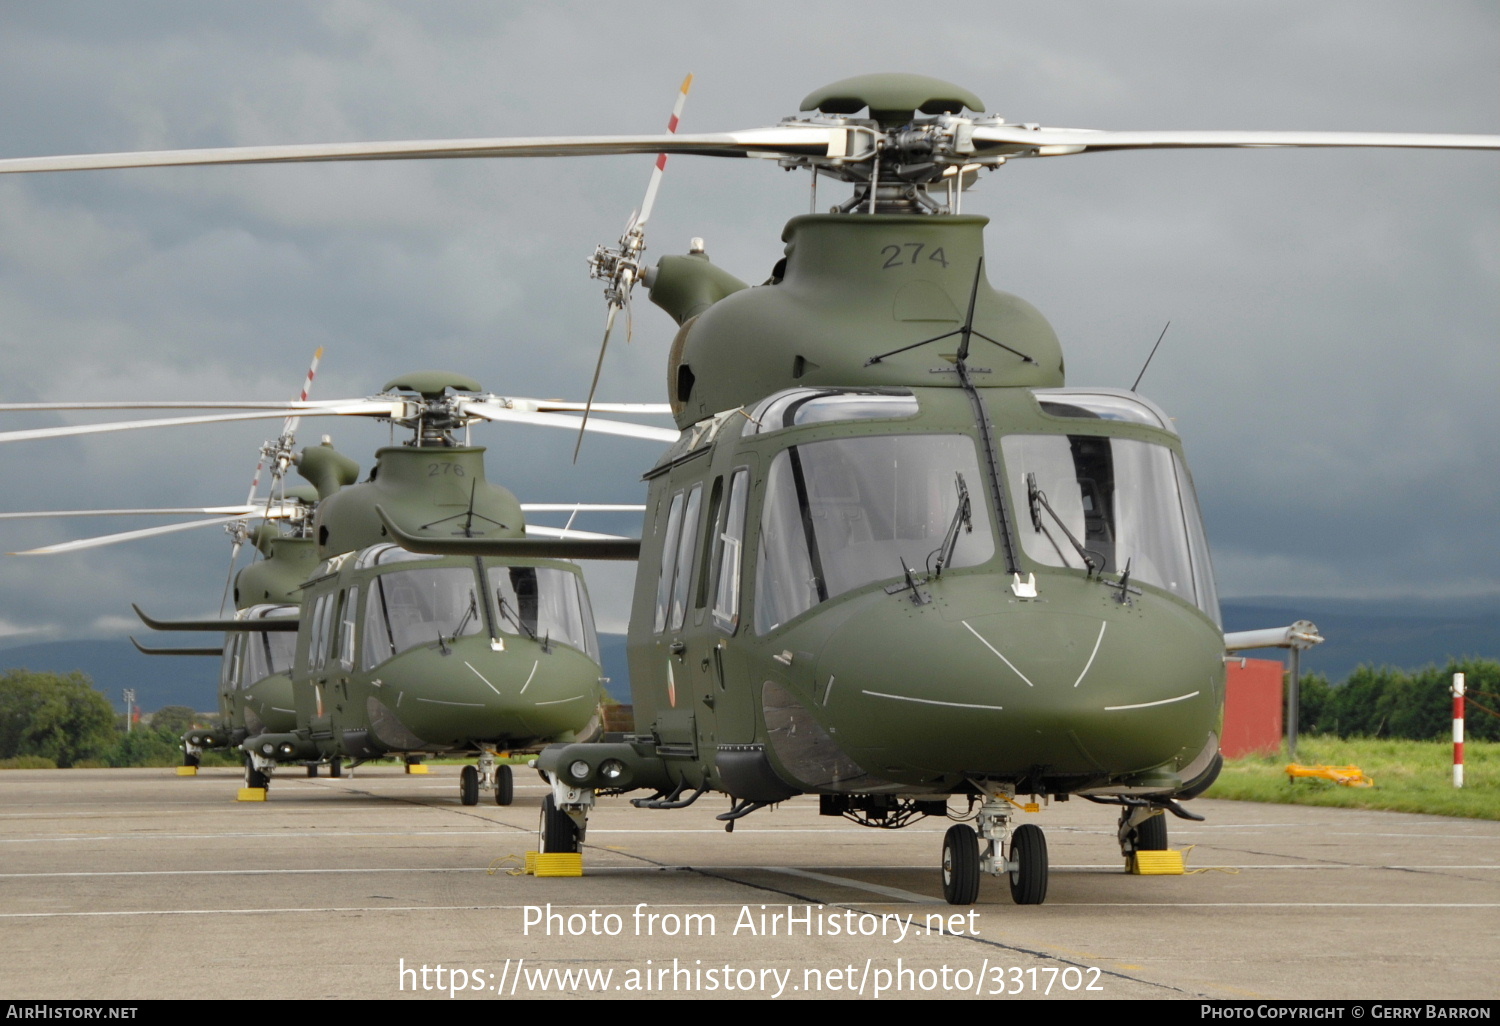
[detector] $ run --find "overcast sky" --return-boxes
[0,0,1494,646]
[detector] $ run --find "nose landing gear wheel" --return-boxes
[243,759,269,791]
[329,758,343,778]
[941,824,980,905]
[495,764,514,806]
[1135,812,1168,851]
[540,794,579,854]
[1008,823,1048,905]
[460,764,480,806]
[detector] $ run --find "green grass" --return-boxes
[1207,736,1500,820]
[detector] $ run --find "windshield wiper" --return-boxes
[496,593,537,642]
[931,472,973,577]
[1026,472,1104,578]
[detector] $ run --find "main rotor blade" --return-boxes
[0,127,848,175]
[0,395,669,414]
[969,126,1500,158]
[520,504,646,513]
[504,400,672,415]
[0,398,384,412]
[133,604,299,632]
[459,400,678,443]
[378,508,641,561]
[0,505,276,519]
[129,638,224,657]
[524,524,631,541]
[9,514,252,555]
[0,401,399,445]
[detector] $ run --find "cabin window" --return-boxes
[652,491,687,634]
[695,477,725,614]
[308,594,331,672]
[1002,433,1218,620]
[222,634,244,691]
[754,434,993,633]
[712,469,750,633]
[335,586,359,671]
[487,566,600,661]
[361,566,483,668]
[668,484,704,632]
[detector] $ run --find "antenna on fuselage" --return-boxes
[1130,322,1172,392]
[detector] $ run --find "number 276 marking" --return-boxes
[881,243,949,269]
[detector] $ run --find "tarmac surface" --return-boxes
[1,765,1496,1001]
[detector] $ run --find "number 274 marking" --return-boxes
[881,243,949,269]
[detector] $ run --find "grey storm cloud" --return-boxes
[0,0,1495,645]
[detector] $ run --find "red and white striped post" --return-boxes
[1452,672,1465,788]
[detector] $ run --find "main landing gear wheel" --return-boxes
[540,794,579,854]
[460,765,480,806]
[941,824,980,905]
[1008,823,1048,905]
[183,753,200,768]
[495,764,514,806]
[1136,812,1168,851]
[329,758,344,778]
[306,764,319,777]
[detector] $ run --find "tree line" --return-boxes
[0,669,209,768]
[1297,657,1499,742]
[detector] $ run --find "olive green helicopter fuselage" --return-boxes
[544,211,1224,810]
[143,379,615,801]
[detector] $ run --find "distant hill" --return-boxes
[0,639,220,714]
[1221,595,1500,682]
[4,594,1496,713]
[0,635,636,714]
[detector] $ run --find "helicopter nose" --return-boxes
[364,641,600,748]
[804,583,1222,783]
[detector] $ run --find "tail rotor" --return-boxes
[578,73,692,460]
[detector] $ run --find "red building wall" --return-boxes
[1222,657,1283,757]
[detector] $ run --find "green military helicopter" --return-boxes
[4,352,333,773]
[1,372,672,803]
[3,73,1496,903]
[122,372,669,801]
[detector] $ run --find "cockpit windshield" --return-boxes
[1002,433,1219,622]
[488,565,600,662]
[755,434,994,633]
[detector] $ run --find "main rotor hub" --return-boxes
[801,73,984,126]
[382,370,483,446]
[787,74,1004,214]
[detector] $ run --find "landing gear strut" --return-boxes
[1117,805,1168,860]
[939,790,1050,906]
[538,774,593,854]
[473,750,514,806]
[243,753,272,791]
